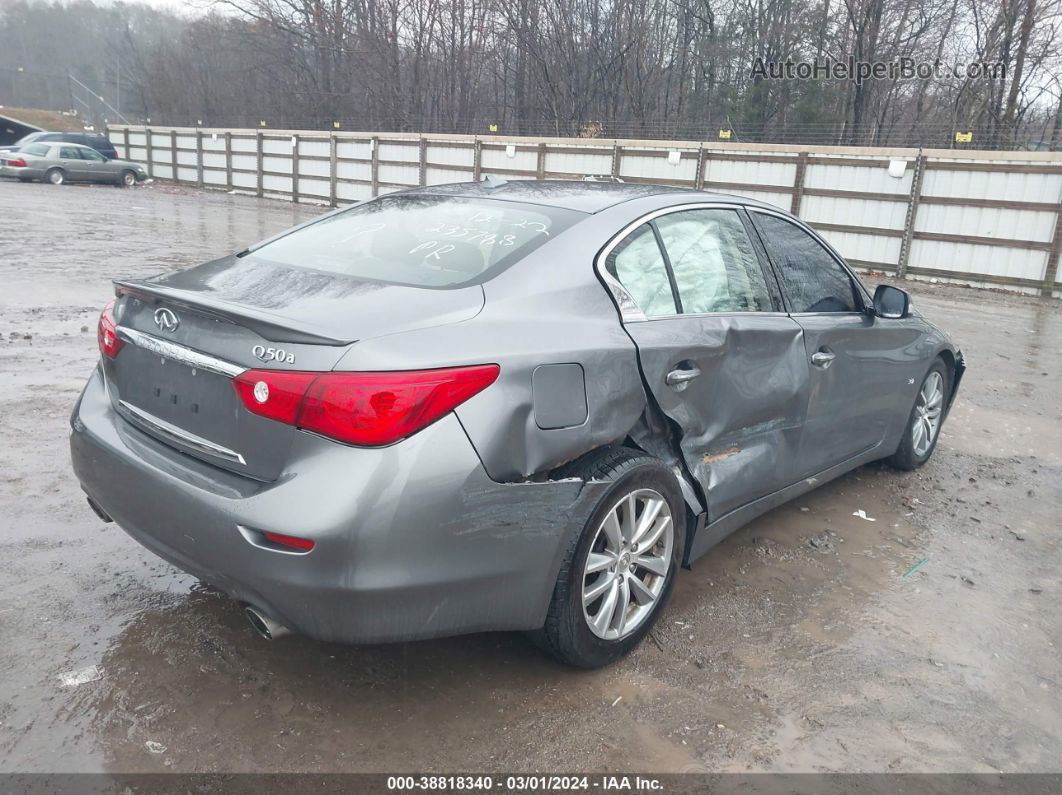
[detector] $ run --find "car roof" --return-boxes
[403,179,775,214]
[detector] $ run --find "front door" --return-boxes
[750,210,916,476]
[604,207,810,522]
[77,146,109,181]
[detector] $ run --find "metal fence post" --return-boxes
[418,137,427,186]
[256,130,264,197]
[790,151,809,216]
[535,143,546,180]
[329,133,338,208]
[370,136,380,198]
[472,138,482,181]
[170,130,177,181]
[123,127,130,160]
[224,132,232,189]
[897,151,926,278]
[611,144,622,178]
[145,127,153,179]
[195,128,204,188]
[291,133,300,203]
[1041,203,1062,297]
[694,144,705,190]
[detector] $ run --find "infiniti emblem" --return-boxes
[154,308,180,333]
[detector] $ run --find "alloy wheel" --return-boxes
[912,370,944,457]
[582,488,673,640]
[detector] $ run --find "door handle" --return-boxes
[666,366,701,388]
[811,350,836,368]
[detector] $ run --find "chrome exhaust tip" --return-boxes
[244,606,290,640]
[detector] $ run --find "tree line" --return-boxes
[0,0,1059,149]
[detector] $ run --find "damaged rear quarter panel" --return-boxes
[332,222,649,482]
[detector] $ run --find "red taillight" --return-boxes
[232,365,499,446]
[262,531,315,552]
[97,300,123,359]
[7,157,27,167]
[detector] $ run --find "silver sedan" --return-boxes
[0,141,148,186]
[70,180,964,667]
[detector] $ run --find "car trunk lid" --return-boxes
[106,257,484,480]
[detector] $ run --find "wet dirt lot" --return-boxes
[0,180,1059,775]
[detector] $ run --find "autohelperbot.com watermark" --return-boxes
[751,56,1006,85]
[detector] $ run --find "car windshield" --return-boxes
[14,132,42,145]
[247,194,582,288]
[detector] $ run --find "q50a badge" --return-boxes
[253,345,295,364]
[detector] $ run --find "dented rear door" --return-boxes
[602,207,811,522]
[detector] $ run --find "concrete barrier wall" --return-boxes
[107,125,1062,297]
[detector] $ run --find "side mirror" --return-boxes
[873,284,910,319]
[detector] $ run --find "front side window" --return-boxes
[753,213,859,313]
[655,209,773,313]
[605,224,677,317]
[248,195,580,288]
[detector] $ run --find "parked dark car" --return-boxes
[0,130,118,159]
[70,180,965,668]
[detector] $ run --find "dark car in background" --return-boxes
[0,130,118,159]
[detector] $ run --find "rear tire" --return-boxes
[118,169,136,187]
[535,447,684,668]
[45,168,65,185]
[888,359,950,471]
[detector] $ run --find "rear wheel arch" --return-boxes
[535,445,686,666]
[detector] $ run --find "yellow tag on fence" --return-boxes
[954,131,973,143]
[719,129,732,140]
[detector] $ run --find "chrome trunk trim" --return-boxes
[118,400,247,466]
[116,327,246,378]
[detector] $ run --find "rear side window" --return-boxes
[59,146,81,159]
[248,195,581,288]
[753,213,859,313]
[654,209,773,313]
[605,224,677,317]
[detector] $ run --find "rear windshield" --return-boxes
[247,195,582,288]
[20,143,49,156]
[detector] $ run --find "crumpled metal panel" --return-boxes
[622,315,809,522]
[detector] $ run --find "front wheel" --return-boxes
[535,448,683,668]
[889,360,950,471]
[118,170,136,187]
[45,168,65,185]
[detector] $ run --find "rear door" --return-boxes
[57,145,89,179]
[749,210,916,476]
[603,205,810,522]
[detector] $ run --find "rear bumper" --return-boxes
[0,165,42,180]
[70,365,603,643]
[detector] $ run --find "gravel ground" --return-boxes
[0,179,1059,775]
